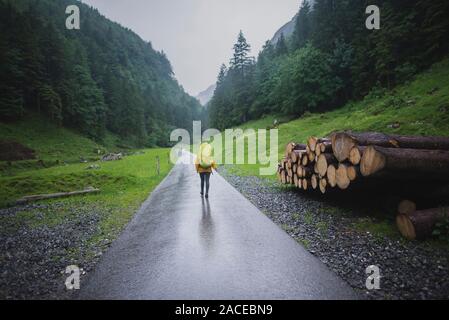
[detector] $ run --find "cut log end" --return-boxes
[396,214,416,240]
[319,178,327,194]
[332,132,356,162]
[360,145,386,176]
[347,166,359,181]
[308,136,318,152]
[327,164,337,188]
[396,207,449,240]
[398,200,417,215]
[302,179,309,190]
[311,174,318,190]
[349,146,362,165]
[336,164,350,189]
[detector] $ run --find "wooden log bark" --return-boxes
[360,145,449,177]
[336,163,351,189]
[396,207,449,240]
[16,187,100,205]
[332,131,449,162]
[316,153,337,177]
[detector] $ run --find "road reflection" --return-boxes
[199,198,215,256]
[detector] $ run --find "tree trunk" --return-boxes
[332,131,449,162]
[360,145,449,177]
[16,188,100,205]
[396,207,449,240]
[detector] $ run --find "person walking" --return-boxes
[195,142,217,198]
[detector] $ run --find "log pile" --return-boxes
[277,131,449,239]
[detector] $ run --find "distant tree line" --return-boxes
[208,0,449,130]
[0,0,205,146]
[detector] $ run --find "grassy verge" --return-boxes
[0,148,172,249]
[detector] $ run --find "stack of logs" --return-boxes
[277,131,449,240]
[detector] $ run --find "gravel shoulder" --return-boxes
[219,166,449,300]
[0,202,114,299]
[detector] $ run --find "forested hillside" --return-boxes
[208,0,449,130]
[0,0,204,147]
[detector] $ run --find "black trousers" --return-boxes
[199,172,211,195]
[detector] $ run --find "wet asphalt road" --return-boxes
[79,152,357,299]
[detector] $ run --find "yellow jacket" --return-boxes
[195,158,217,173]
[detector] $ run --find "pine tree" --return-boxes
[275,33,289,56]
[230,31,254,77]
[292,0,311,50]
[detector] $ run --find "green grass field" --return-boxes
[0,148,172,252]
[0,114,106,162]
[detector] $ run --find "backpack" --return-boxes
[198,143,212,169]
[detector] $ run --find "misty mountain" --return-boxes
[270,14,297,45]
[271,0,316,45]
[196,84,216,106]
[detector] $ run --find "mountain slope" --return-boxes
[0,0,204,147]
[196,84,216,106]
[270,14,297,45]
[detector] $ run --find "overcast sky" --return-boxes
[81,0,300,96]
